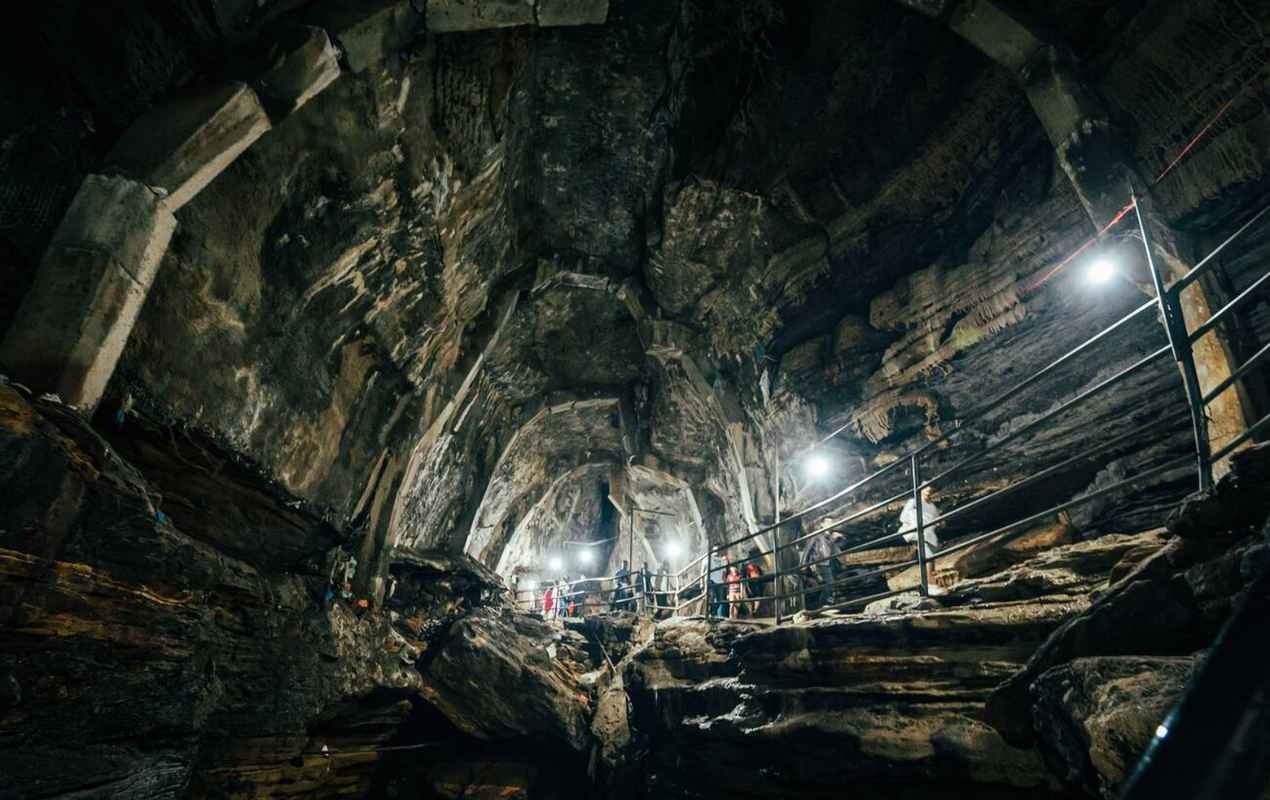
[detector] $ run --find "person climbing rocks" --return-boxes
[899,485,941,559]
[725,560,743,619]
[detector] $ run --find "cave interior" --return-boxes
[2,0,1270,798]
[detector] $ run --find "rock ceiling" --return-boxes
[1,0,1268,584]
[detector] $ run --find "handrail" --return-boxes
[515,191,1268,633]
[694,340,1173,583]
[1202,340,1270,405]
[1120,555,1270,800]
[1187,268,1270,343]
[1167,200,1270,296]
[708,295,1161,554]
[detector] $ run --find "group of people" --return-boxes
[526,489,943,622]
[797,486,942,610]
[323,547,371,616]
[529,561,676,620]
[705,547,769,619]
[534,576,585,619]
[698,487,942,617]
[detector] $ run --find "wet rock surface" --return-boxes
[0,387,599,799]
[1,0,1270,798]
[1030,655,1197,798]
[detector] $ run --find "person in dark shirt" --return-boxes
[612,560,631,612]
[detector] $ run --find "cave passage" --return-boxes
[2,1,1270,798]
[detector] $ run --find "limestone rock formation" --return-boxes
[2,0,1270,797]
[1030,655,1197,798]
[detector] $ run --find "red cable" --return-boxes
[1024,199,1136,293]
[1153,87,1245,185]
[1028,71,1258,291]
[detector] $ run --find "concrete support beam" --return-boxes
[428,0,533,31]
[312,0,423,73]
[426,0,608,32]
[0,175,176,411]
[891,0,1253,476]
[537,0,609,27]
[104,82,272,211]
[1022,45,1136,229]
[947,0,1042,75]
[252,26,342,119]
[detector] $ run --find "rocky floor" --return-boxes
[602,444,1270,799]
[3,377,1269,799]
[0,384,601,799]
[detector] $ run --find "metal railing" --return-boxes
[513,191,1269,627]
[661,189,1270,624]
[512,570,681,619]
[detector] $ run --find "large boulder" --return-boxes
[417,608,595,751]
[1029,656,1196,798]
[620,608,1067,797]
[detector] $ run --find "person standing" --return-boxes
[744,551,764,618]
[612,560,631,612]
[655,560,671,617]
[542,582,555,619]
[705,550,726,618]
[572,575,587,617]
[725,562,744,620]
[556,577,569,619]
[800,531,834,610]
[899,486,941,558]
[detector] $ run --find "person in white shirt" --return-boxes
[899,486,941,558]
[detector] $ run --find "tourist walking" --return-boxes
[898,486,941,558]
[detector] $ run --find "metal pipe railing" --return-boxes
[929,455,1193,562]
[519,191,1269,636]
[1166,200,1270,297]
[1202,340,1270,405]
[1209,410,1270,464]
[1187,268,1270,344]
[697,296,1162,565]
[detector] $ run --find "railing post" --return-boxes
[774,532,783,626]
[911,453,930,597]
[1132,189,1214,491]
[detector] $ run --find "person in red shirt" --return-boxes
[542,583,555,618]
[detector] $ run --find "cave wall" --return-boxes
[1,0,1268,621]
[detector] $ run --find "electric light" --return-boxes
[548,555,563,572]
[577,548,595,565]
[663,539,682,559]
[805,452,831,481]
[1087,257,1116,286]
